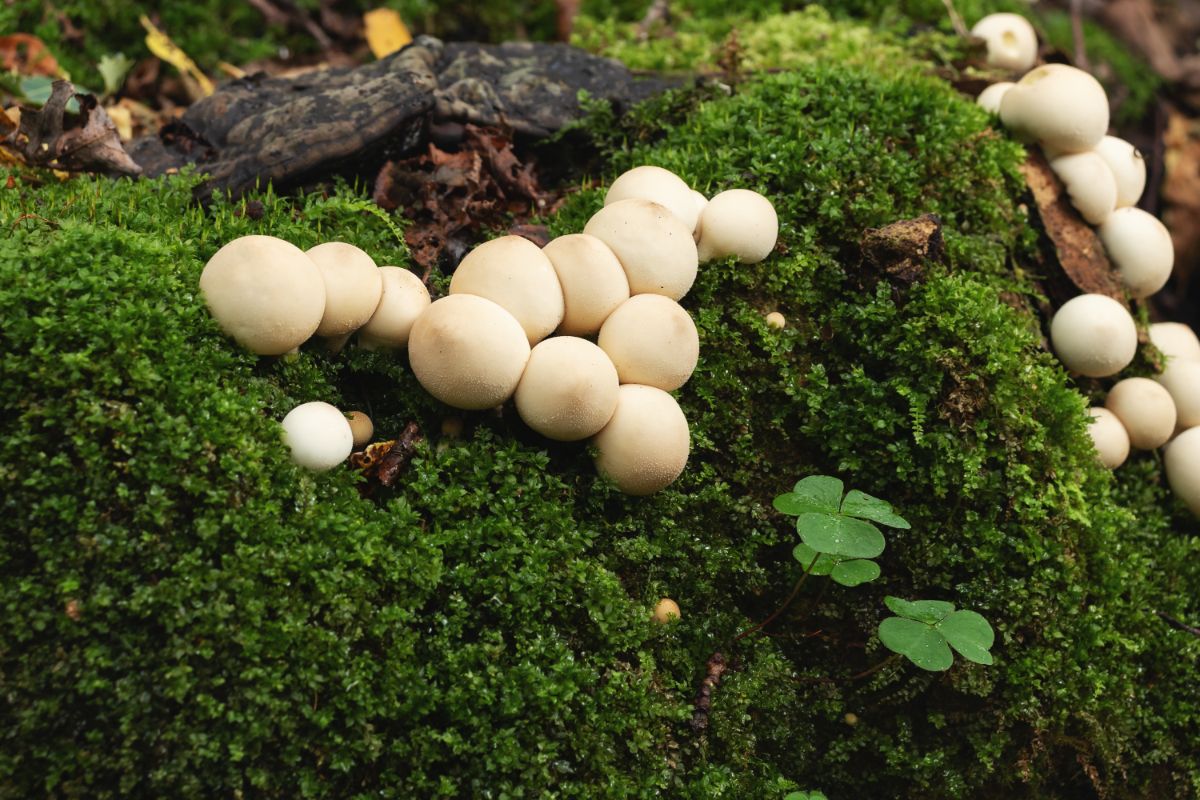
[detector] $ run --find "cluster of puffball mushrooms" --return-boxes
[971,13,1200,513]
[200,166,779,496]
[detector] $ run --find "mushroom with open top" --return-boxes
[970,13,1038,73]
[999,64,1109,154]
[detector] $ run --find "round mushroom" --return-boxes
[281,401,354,471]
[999,64,1109,154]
[346,410,374,449]
[1156,360,1200,429]
[1104,377,1176,450]
[1097,207,1174,299]
[1049,152,1117,226]
[1049,294,1137,378]
[598,295,700,391]
[652,598,681,624]
[970,13,1038,72]
[305,242,383,338]
[1165,426,1200,514]
[592,384,690,495]
[976,81,1015,115]
[1149,322,1200,363]
[604,165,701,231]
[583,199,699,300]
[696,189,779,264]
[1087,407,1130,469]
[514,337,619,441]
[358,266,431,350]
[199,235,326,355]
[542,234,631,337]
[766,311,786,329]
[408,294,531,410]
[1093,135,1146,209]
[448,235,565,345]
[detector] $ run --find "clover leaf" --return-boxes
[878,596,996,671]
[793,543,881,587]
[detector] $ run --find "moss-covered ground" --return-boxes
[2,5,1198,799]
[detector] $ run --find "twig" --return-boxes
[941,0,969,38]
[732,557,819,643]
[1156,610,1200,638]
[690,652,727,731]
[1070,0,1090,72]
[848,652,902,681]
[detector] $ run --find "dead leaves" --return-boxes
[6,80,141,176]
[0,34,62,77]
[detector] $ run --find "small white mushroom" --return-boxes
[652,598,681,623]
[1049,294,1137,378]
[1149,322,1200,363]
[514,337,619,441]
[281,401,354,471]
[358,266,431,350]
[1156,360,1200,429]
[1104,378,1176,450]
[1087,407,1130,469]
[1093,135,1146,209]
[1165,426,1200,514]
[583,198,698,300]
[1049,152,1117,225]
[598,295,700,391]
[408,295,531,410]
[448,235,565,345]
[1098,208,1174,299]
[306,242,383,338]
[592,384,690,496]
[976,82,1015,115]
[766,311,786,329]
[199,235,326,355]
[604,165,701,231]
[346,411,374,448]
[542,234,631,337]
[696,189,779,264]
[999,64,1109,154]
[970,13,1039,72]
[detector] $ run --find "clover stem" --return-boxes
[849,652,902,681]
[733,557,819,642]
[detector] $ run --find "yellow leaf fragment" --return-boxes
[364,8,412,59]
[106,105,134,141]
[218,61,248,79]
[139,15,215,97]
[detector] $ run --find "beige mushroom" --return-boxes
[999,64,1109,154]
[1087,407,1130,469]
[652,598,681,624]
[281,401,354,471]
[514,337,620,441]
[1098,208,1174,299]
[359,266,431,350]
[696,189,779,264]
[1156,360,1200,429]
[1149,322,1200,363]
[448,235,565,345]
[592,384,690,495]
[598,295,700,391]
[346,411,374,449]
[604,165,701,231]
[306,242,384,338]
[1049,294,1137,378]
[690,190,708,238]
[766,311,786,329]
[1049,152,1117,225]
[1093,135,1146,209]
[1165,427,1200,514]
[542,234,631,337]
[408,294,531,410]
[976,82,1015,115]
[1104,378,1176,450]
[583,199,699,300]
[971,13,1038,72]
[199,235,326,355]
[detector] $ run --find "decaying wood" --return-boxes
[859,213,945,287]
[691,652,727,732]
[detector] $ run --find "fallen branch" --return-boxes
[690,652,727,732]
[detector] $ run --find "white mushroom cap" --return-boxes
[199,235,326,355]
[281,401,354,471]
[696,189,779,264]
[598,295,699,391]
[1087,407,1130,469]
[652,598,681,623]
[358,266,431,350]
[1156,360,1200,429]
[1149,322,1200,363]
[542,234,631,337]
[1049,294,1137,377]
[690,190,708,233]
[1165,426,1200,513]
[346,410,374,449]
[514,337,619,441]
[1098,208,1174,299]
[604,165,700,231]
[1104,377,1176,450]
[766,311,786,329]
[1049,151,1117,225]
[970,13,1039,72]
[592,384,690,496]
[448,236,564,345]
[1093,135,1146,208]
[999,64,1109,154]
[305,242,384,338]
[408,294,531,410]
[976,82,1015,115]
[583,199,698,300]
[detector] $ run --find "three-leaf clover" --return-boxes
[878,596,996,671]
[783,791,828,800]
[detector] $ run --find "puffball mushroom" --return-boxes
[408,294,531,410]
[542,234,631,337]
[448,235,565,345]
[696,189,779,264]
[1156,360,1200,429]
[652,598,681,624]
[766,311,786,329]
[306,242,383,338]
[281,401,354,471]
[999,64,1109,154]
[592,384,690,496]
[1049,294,1137,378]
[1165,427,1200,514]
[514,337,619,441]
[1049,152,1117,225]
[604,165,701,232]
[976,82,1015,115]
[970,13,1038,72]
[1149,322,1200,363]
[199,235,326,355]
[1098,208,1174,299]
[583,199,699,300]
[1087,407,1130,469]
[358,266,431,349]
[1094,136,1146,209]
[598,295,700,391]
[346,411,374,449]
[1104,378,1176,450]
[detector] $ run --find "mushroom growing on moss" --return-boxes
[1049,294,1137,378]
[358,266,431,350]
[970,13,1038,72]
[696,189,779,264]
[1104,378,1176,451]
[281,401,354,471]
[1093,136,1146,209]
[598,294,699,391]
[515,337,619,441]
[976,82,1015,115]
[542,234,630,337]
[1156,360,1200,429]
[346,411,374,449]
[652,598,681,623]
[306,242,383,338]
[604,165,701,232]
[1049,152,1117,226]
[1166,427,1200,514]
[999,64,1109,154]
[1098,208,1174,300]
[1149,322,1200,363]
[591,384,690,495]
[583,199,698,300]
[448,235,564,345]
[1087,407,1130,469]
